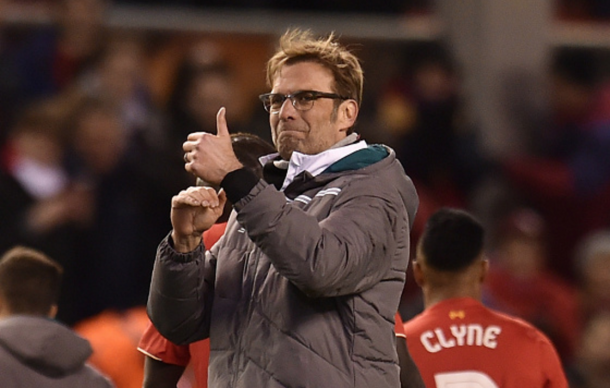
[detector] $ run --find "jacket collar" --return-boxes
[260,133,366,191]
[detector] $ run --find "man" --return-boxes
[0,246,114,388]
[147,29,421,387]
[403,208,568,388]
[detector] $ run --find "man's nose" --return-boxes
[277,97,297,118]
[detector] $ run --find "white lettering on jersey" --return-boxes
[420,324,502,353]
[434,371,499,387]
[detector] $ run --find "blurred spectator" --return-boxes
[375,43,494,312]
[484,207,582,364]
[503,48,610,281]
[65,96,169,321]
[78,32,194,195]
[78,33,166,156]
[0,98,93,325]
[574,230,610,321]
[166,60,249,148]
[374,42,492,235]
[5,0,107,108]
[159,38,270,142]
[0,245,114,387]
[568,312,610,388]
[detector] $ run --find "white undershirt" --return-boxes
[258,134,367,191]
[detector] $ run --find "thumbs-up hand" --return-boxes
[183,107,243,185]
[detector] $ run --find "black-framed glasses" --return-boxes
[258,90,350,113]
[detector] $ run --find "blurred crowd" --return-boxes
[1,1,610,388]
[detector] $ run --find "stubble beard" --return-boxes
[276,134,299,160]
[273,122,304,160]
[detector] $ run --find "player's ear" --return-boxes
[479,258,489,284]
[412,260,425,287]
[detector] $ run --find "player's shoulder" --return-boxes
[404,298,551,344]
[402,312,425,335]
[486,308,554,345]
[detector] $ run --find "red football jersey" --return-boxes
[403,297,568,388]
[138,324,210,388]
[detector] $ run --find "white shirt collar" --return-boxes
[257,135,367,191]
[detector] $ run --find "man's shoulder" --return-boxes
[325,144,389,173]
[0,346,113,388]
[80,364,116,388]
[330,149,414,195]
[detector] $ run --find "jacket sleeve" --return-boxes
[234,179,410,298]
[146,233,216,345]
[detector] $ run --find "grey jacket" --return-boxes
[0,316,114,388]
[148,145,419,387]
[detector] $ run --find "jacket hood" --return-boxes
[0,316,93,377]
[323,144,390,173]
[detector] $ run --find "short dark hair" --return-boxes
[0,246,63,316]
[420,208,485,271]
[231,132,276,178]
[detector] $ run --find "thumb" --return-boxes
[216,107,230,138]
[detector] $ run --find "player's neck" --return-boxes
[423,283,482,310]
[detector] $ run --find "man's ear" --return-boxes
[412,260,425,288]
[338,100,359,132]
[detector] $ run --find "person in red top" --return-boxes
[403,208,568,388]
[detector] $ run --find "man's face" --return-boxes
[269,61,352,160]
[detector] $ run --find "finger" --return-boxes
[216,107,230,138]
[172,191,199,208]
[183,140,199,153]
[186,132,205,141]
[173,192,208,208]
[173,187,207,206]
[188,186,220,207]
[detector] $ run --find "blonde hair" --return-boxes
[266,29,364,107]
